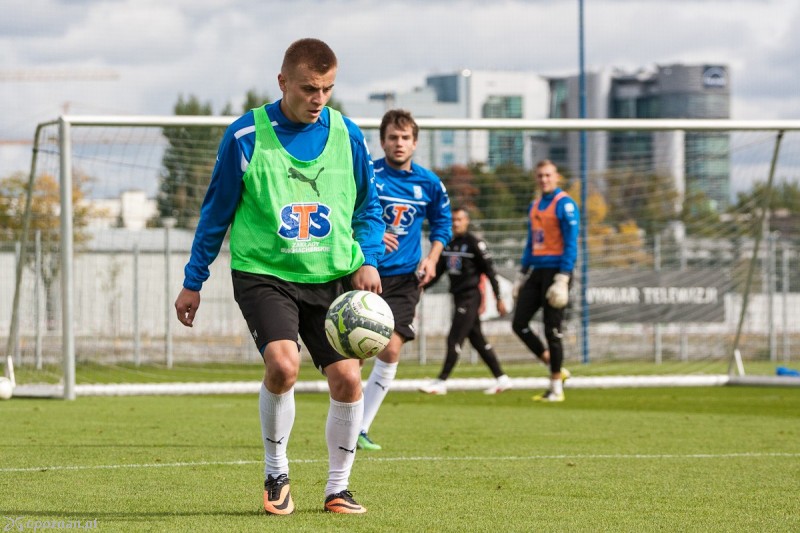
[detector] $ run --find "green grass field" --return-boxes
[2,385,799,532]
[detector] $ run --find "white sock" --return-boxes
[361,359,398,434]
[551,378,563,395]
[259,383,295,478]
[325,395,364,496]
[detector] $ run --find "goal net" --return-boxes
[3,116,800,398]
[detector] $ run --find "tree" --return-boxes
[732,179,800,214]
[436,164,481,213]
[0,171,99,329]
[681,189,722,237]
[222,88,272,115]
[728,179,800,291]
[156,94,226,228]
[484,163,533,221]
[327,96,346,115]
[567,179,653,269]
[603,169,679,239]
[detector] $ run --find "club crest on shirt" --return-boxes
[447,254,462,273]
[413,185,423,199]
[383,202,418,235]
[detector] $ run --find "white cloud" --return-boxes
[2,0,800,180]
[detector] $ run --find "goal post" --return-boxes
[5,115,800,398]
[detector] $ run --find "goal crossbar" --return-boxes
[53,115,800,131]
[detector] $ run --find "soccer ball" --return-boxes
[325,290,394,360]
[0,377,13,400]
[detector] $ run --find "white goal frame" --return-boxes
[11,116,800,399]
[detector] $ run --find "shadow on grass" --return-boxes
[4,509,261,519]
[4,508,337,519]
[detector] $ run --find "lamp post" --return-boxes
[578,0,590,363]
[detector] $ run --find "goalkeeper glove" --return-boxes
[546,273,570,309]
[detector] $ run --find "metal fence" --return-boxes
[3,227,798,371]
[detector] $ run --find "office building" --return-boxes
[549,64,731,209]
[347,63,731,208]
[345,70,549,170]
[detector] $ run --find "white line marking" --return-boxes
[2,452,798,473]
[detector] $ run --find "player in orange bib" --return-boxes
[511,160,579,402]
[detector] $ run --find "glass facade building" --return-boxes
[609,65,731,209]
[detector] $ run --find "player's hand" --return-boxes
[416,257,436,287]
[546,273,570,309]
[352,265,382,294]
[497,299,508,317]
[512,270,530,300]
[175,287,200,327]
[382,232,400,253]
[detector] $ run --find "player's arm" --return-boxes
[473,235,507,315]
[545,197,580,309]
[473,236,502,299]
[423,252,446,289]
[557,197,580,274]
[417,240,444,286]
[351,265,381,293]
[418,178,452,285]
[347,121,384,293]
[176,122,246,326]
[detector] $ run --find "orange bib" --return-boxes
[530,191,568,256]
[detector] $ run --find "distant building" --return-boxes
[345,63,733,208]
[549,64,731,209]
[346,70,549,170]
[84,189,158,230]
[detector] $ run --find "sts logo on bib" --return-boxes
[278,203,332,240]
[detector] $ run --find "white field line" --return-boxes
[3,452,799,473]
[14,375,745,398]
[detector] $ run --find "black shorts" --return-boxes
[380,273,422,341]
[231,269,351,371]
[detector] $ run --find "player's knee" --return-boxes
[544,326,563,346]
[266,359,298,387]
[378,333,403,363]
[446,336,461,351]
[262,342,300,387]
[511,320,528,336]
[327,367,362,400]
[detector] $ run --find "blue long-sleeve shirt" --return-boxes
[183,101,384,291]
[520,188,579,274]
[374,158,452,277]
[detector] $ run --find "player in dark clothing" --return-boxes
[419,208,511,395]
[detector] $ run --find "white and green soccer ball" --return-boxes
[325,290,394,360]
[0,377,14,400]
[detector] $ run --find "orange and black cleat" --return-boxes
[324,490,366,514]
[264,474,294,515]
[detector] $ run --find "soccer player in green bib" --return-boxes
[175,38,384,515]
